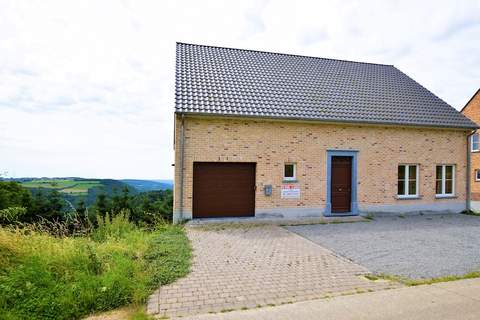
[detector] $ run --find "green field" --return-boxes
[21,179,102,195]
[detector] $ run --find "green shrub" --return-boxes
[0,222,191,319]
[0,207,27,224]
[0,181,32,212]
[91,210,136,242]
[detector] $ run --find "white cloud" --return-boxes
[0,0,479,179]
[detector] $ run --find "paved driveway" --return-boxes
[147,225,398,318]
[287,214,480,279]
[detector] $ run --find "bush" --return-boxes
[0,220,191,319]
[91,211,136,242]
[0,207,27,224]
[0,181,32,211]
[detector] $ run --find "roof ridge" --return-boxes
[175,42,478,129]
[176,42,394,68]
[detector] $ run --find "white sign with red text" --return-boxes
[281,184,300,199]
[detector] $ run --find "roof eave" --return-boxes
[174,111,479,131]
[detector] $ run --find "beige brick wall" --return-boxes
[174,115,468,220]
[461,91,480,201]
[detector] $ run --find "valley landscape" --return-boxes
[2,177,173,206]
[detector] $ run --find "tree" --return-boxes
[120,186,132,211]
[76,199,87,216]
[29,189,64,221]
[0,181,32,211]
[45,190,64,220]
[94,193,110,218]
[111,186,132,214]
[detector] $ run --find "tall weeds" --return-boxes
[0,214,191,320]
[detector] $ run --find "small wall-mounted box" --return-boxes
[264,184,272,196]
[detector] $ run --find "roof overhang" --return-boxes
[175,111,479,131]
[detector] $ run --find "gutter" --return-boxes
[178,113,186,223]
[175,111,478,131]
[467,130,476,212]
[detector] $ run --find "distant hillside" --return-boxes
[5,177,136,206]
[2,177,173,205]
[122,179,173,192]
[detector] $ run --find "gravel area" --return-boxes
[286,214,480,279]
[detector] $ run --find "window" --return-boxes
[436,165,455,196]
[476,169,480,182]
[472,133,479,152]
[283,163,296,181]
[398,164,418,197]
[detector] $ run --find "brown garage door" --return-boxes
[193,162,256,218]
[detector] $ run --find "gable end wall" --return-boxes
[461,91,480,203]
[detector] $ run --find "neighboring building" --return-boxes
[173,43,477,222]
[461,89,480,211]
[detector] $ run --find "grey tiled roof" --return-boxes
[175,43,477,129]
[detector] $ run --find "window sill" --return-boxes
[435,195,457,199]
[396,195,422,200]
[282,179,298,183]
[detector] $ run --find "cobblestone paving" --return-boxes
[147,225,400,318]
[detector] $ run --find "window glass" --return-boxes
[445,165,453,194]
[409,165,416,180]
[476,170,480,181]
[435,180,442,194]
[408,165,417,195]
[472,133,479,151]
[408,181,417,195]
[436,166,442,179]
[436,165,443,194]
[398,180,405,195]
[445,166,453,180]
[398,166,405,195]
[436,165,454,195]
[284,164,295,179]
[445,180,453,194]
[398,166,405,180]
[398,165,418,196]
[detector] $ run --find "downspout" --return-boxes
[467,130,475,212]
[178,114,186,222]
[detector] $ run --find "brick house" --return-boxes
[461,89,480,210]
[173,43,477,222]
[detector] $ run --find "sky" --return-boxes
[0,0,479,180]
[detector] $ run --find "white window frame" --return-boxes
[476,169,480,182]
[471,133,479,152]
[397,164,419,198]
[283,163,296,181]
[436,164,455,197]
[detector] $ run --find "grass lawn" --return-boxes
[0,216,191,320]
